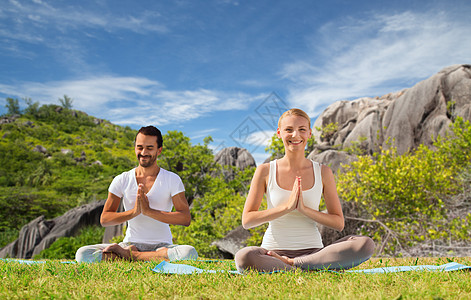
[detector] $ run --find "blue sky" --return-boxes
[1,0,471,164]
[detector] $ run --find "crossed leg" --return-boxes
[102,243,168,262]
[235,235,375,272]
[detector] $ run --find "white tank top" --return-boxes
[261,159,324,250]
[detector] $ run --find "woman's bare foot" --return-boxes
[267,251,294,265]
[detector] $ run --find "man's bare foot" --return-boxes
[102,244,135,261]
[267,251,294,265]
[124,245,138,252]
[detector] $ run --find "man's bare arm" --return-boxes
[100,192,140,226]
[140,190,191,226]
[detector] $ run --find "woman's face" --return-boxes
[277,115,312,152]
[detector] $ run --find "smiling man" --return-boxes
[75,126,198,263]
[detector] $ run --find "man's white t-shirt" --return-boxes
[108,167,185,244]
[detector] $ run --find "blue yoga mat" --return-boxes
[152,260,241,274]
[0,259,76,265]
[151,261,471,275]
[346,262,471,273]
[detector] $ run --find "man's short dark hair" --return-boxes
[136,126,163,148]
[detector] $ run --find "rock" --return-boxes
[23,121,34,127]
[0,117,10,125]
[312,64,471,155]
[214,147,256,180]
[92,160,103,166]
[0,200,106,259]
[74,151,87,163]
[93,118,103,125]
[383,64,471,153]
[211,226,251,258]
[32,145,47,154]
[307,150,357,173]
[61,149,73,155]
[0,114,19,125]
[215,147,256,170]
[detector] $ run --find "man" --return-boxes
[75,126,198,262]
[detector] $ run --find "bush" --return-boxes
[336,117,471,255]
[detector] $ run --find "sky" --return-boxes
[1,0,471,165]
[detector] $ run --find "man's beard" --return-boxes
[138,154,156,168]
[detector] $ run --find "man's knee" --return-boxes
[167,245,198,261]
[75,245,104,263]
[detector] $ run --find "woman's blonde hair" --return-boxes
[278,108,311,128]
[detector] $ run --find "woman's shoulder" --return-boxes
[319,163,334,181]
[255,161,271,173]
[307,159,331,171]
[253,161,271,179]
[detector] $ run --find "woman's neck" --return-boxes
[280,149,306,170]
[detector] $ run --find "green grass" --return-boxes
[1,257,470,299]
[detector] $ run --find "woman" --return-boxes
[234,108,374,272]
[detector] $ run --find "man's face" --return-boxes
[135,133,162,168]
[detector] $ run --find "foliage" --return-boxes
[158,131,220,204]
[1,257,471,299]
[336,117,471,255]
[315,122,338,141]
[4,98,21,115]
[342,136,369,155]
[23,98,40,116]
[58,95,73,109]
[34,226,105,259]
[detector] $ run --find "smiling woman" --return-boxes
[234,108,375,273]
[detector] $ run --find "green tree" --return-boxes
[5,98,21,115]
[59,95,73,109]
[23,97,40,116]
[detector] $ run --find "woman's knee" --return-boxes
[234,246,266,271]
[348,235,375,257]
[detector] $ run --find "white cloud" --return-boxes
[0,75,261,126]
[189,128,218,140]
[0,0,168,45]
[282,9,471,117]
[231,130,273,148]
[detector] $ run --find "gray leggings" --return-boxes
[235,235,375,273]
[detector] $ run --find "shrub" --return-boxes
[336,117,471,254]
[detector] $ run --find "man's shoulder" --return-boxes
[113,168,136,181]
[159,167,182,180]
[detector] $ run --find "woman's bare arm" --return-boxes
[297,165,344,231]
[242,164,299,229]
